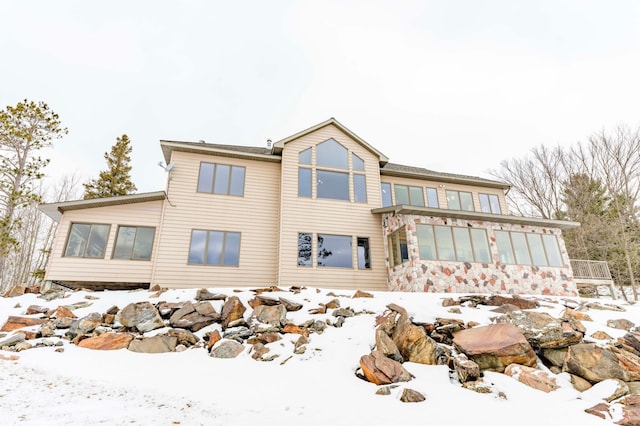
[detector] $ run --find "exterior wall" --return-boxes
[382,213,578,296]
[151,150,280,288]
[277,124,388,291]
[45,200,164,283]
[380,175,509,214]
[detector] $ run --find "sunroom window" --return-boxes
[64,223,110,258]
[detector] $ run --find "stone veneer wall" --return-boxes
[383,213,578,296]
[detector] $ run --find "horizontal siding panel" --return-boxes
[45,201,163,283]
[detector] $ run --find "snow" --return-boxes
[0,286,636,425]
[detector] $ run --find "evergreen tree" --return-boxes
[0,100,67,285]
[83,134,137,199]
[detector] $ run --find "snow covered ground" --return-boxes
[0,286,635,425]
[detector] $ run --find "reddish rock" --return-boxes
[207,330,222,349]
[352,290,373,298]
[591,331,613,340]
[359,350,413,385]
[453,323,537,372]
[585,403,611,420]
[504,364,559,393]
[52,306,77,319]
[562,308,593,322]
[376,329,402,362]
[77,333,134,350]
[1,316,48,332]
[392,312,440,365]
[324,299,340,309]
[618,395,640,426]
[563,343,640,383]
[453,354,480,383]
[25,305,48,315]
[221,296,246,328]
[2,285,25,297]
[279,298,303,312]
[282,323,310,337]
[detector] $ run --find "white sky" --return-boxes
[1,1,640,194]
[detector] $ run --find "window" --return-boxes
[197,163,245,196]
[446,190,474,211]
[354,174,367,202]
[113,226,155,260]
[394,185,424,206]
[317,234,352,268]
[479,193,501,214]
[381,183,392,207]
[64,223,110,258]
[297,233,312,266]
[426,188,439,208]
[495,230,563,267]
[388,227,408,268]
[297,139,368,202]
[357,237,371,269]
[417,225,491,263]
[298,168,312,197]
[188,230,240,266]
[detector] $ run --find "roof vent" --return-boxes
[266,139,272,149]
[199,139,206,144]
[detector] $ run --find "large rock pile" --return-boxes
[356,294,640,421]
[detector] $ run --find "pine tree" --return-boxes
[83,134,137,199]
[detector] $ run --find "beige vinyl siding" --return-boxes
[380,176,508,214]
[277,124,387,291]
[152,151,280,288]
[45,200,163,283]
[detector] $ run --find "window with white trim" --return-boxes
[188,230,241,266]
[64,223,110,258]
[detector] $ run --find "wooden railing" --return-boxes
[569,259,616,299]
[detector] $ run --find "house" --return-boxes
[39,118,581,295]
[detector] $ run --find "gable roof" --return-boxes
[271,117,390,165]
[160,140,280,165]
[39,191,166,222]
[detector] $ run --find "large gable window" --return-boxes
[197,162,245,196]
[297,138,368,202]
[64,223,110,258]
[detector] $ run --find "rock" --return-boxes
[279,298,303,312]
[53,317,75,329]
[486,295,538,310]
[570,374,593,392]
[562,308,592,322]
[496,310,583,349]
[106,306,119,315]
[0,333,26,348]
[51,306,77,319]
[399,388,425,402]
[453,323,537,372]
[207,330,222,349]
[1,316,48,332]
[247,332,282,345]
[25,305,49,315]
[376,329,402,362]
[584,403,612,420]
[622,332,640,352]
[608,319,635,331]
[221,296,246,328]
[250,342,271,359]
[210,339,244,358]
[462,379,494,395]
[167,329,199,346]
[324,299,340,309]
[618,394,640,426]
[628,382,640,395]
[504,364,560,393]
[251,304,287,326]
[353,290,373,298]
[376,386,392,395]
[333,307,355,318]
[591,331,613,340]
[14,342,33,352]
[563,343,640,383]
[605,379,629,402]
[294,335,308,355]
[392,312,441,365]
[196,288,227,301]
[73,312,103,336]
[282,323,309,337]
[173,312,218,332]
[117,302,165,332]
[128,335,177,353]
[359,351,413,385]
[194,301,217,317]
[3,285,25,297]
[77,333,134,350]
[541,348,568,368]
[39,323,56,338]
[223,326,253,342]
[453,354,480,383]
[169,301,196,324]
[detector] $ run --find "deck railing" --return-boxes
[569,259,616,299]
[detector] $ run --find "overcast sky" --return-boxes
[2,1,639,195]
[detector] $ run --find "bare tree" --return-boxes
[490,145,570,219]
